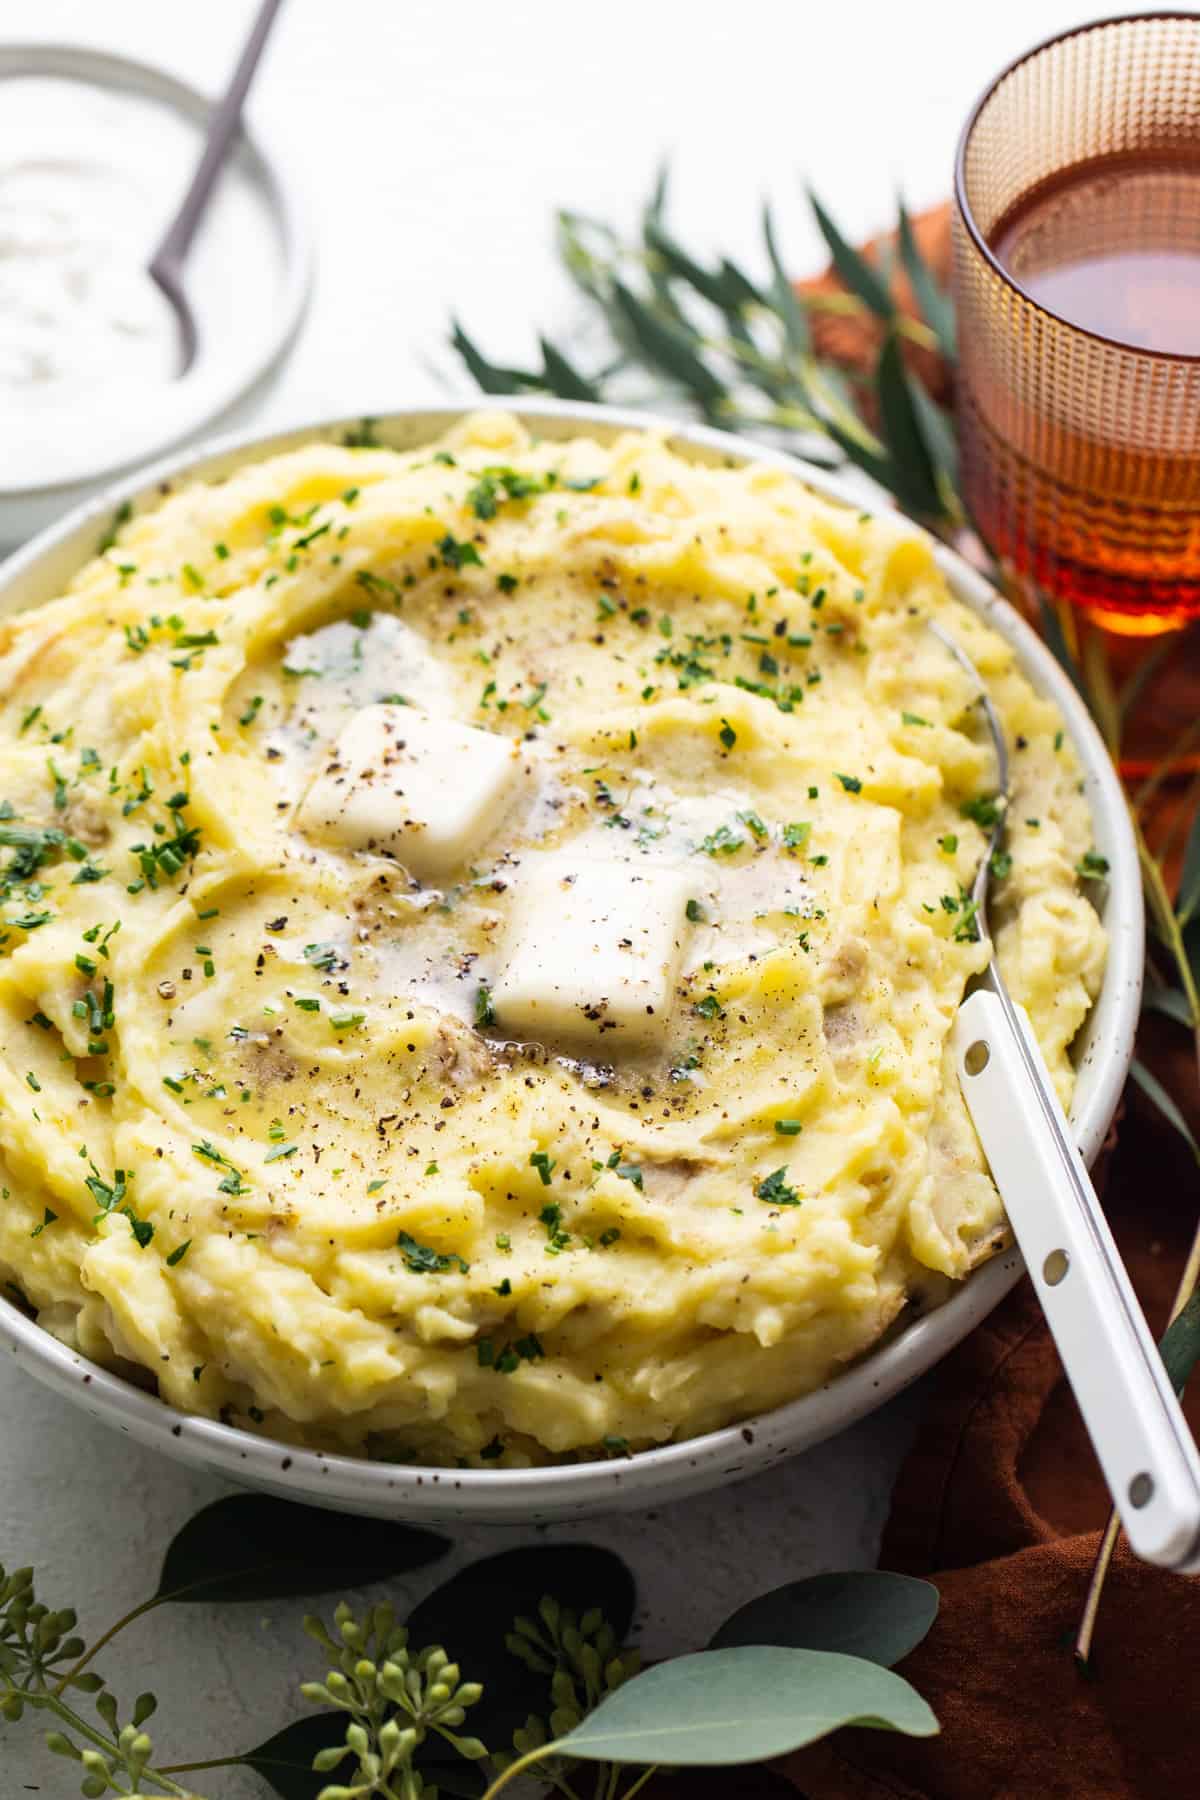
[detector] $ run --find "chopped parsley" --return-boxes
[129,795,201,889]
[467,466,551,519]
[540,1201,571,1254]
[961,793,1004,829]
[303,941,341,972]
[1077,849,1110,881]
[834,772,862,794]
[438,533,483,570]
[699,824,743,858]
[607,1152,643,1190]
[477,1332,544,1375]
[192,1140,248,1196]
[756,1167,800,1207]
[397,1230,469,1275]
[329,1010,365,1033]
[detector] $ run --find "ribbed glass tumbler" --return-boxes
[954,13,1200,634]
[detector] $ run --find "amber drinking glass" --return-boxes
[954,14,1200,634]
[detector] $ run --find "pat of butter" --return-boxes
[493,857,694,1047]
[296,704,523,879]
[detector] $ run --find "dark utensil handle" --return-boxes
[150,0,286,277]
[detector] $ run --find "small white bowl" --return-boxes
[0,42,312,546]
[0,400,1143,1522]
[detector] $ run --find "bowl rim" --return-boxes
[0,39,314,499]
[0,396,1143,1521]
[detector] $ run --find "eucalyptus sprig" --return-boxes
[494,1596,640,1796]
[1,1496,941,1800]
[0,1561,191,1800]
[450,172,961,530]
[300,1603,487,1800]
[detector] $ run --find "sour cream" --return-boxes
[0,75,284,493]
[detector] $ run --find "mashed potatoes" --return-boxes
[0,412,1106,1464]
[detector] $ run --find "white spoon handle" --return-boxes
[955,987,1200,1571]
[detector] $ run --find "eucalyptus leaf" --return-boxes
[717,256,764,313]
[238,1713,335,1800]
[1143,983,1194,1029]
[406,1544,635,1751]
[875,334,942,520]
[897,199,957,359]
[538,337,601,402]
[709,1571,937,1668]
[762,203,811,355]
[556,210,623,305]
[796,358,897,493]
[449,321,536,396]
[808,190,894,321]
[1034,590,1089,702]
[644,218,732,311]
[609,280,726,410]
[154,1495,449,1605]
[816,419,899,496]
[646,161,670,226]
[554,1646,938,1765]
[905,374,960,504]
[1130,1058,1200,1164]
[1160,1286,1200,1394]
[1177,801,1200,927]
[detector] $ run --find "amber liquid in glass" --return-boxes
[993,156,1200,355]
[969,152,1200,632]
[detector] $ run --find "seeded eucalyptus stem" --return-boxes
[51,1593,162,1697]
[480,1743,661,1800]
[481,1741,575,1798]
[0,1681,201,1798]
[615,1769,658,1800]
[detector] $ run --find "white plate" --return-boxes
[0,42,312,544]
[0,400,1144,1521]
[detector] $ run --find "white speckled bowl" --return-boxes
[0,400,1143,1521]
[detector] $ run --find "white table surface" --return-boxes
[0,2,1126,1791]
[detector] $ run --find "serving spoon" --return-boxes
[931,620,1200,1572]
[149,0,286,374]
